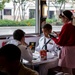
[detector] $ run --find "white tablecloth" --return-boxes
[22,51,59,66]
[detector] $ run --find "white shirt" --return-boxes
[7,39,33,62]
[35,36,57,52]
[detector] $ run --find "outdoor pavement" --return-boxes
[0,26,62,36]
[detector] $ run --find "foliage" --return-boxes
[0,20,19,26]
[0,18,62,26]
[0,19,35,26]
[0,0,10,10]
[0,3,4,10]
[46,18,62,25]
[57,0,66,3]
[19,19,35,26]
[46,18,55,23]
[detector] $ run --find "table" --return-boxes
[22,51,59,69]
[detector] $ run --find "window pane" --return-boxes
[29,9,35,19]
[4,9,11,15]
[46,0,75,31]
[0,0,37,35]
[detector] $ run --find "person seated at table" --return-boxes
[7,29,32,62]
[0,44,39,75]
[35,24,58,75]
[36,23,57,53]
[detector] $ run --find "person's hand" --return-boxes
[49,34,56,38]
[53,31,59,37]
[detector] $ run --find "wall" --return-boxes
[0,36,40,48]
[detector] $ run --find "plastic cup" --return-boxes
[40,50,47,61]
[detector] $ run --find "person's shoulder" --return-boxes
[18,44,31,52]
[39,36,44,41]
[19,63,39,75]
[62,23,70,30]
[64,22,72,27]
[7,39,21,46]
[64,22,73,30]
[24,67,38,75]
[48,39,55,45]
[0,71,8,75]
[18,44,27,50]
[19,44,29,49]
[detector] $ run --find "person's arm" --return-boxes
[18,45,33,62]
[52,24,69,46]
[53,31,60,37]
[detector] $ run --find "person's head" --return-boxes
[59,10,73,23]
[42,23,52,37]
[0,44,21,72]
[13,29,25,42]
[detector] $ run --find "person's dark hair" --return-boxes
[59,14,63,18]
[13,29,25,41]
[59,10,73,20]
[0,44,21,62]
[42,23,52,30]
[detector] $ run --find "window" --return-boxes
[0,0,39,36]
[49,11,54,18]
[46,0,75,31]
[29,9,35,19]
[4,9,11,15]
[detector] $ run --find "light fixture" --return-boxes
[42,4,48,18]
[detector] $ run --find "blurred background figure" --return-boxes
[36,23,57,52]
[0,44,39,75]
[35,23,58,75]
[52,10,75,75]
[0,71,8,75]
[7,29,33,62]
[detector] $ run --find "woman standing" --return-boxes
[52,10,75,75]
